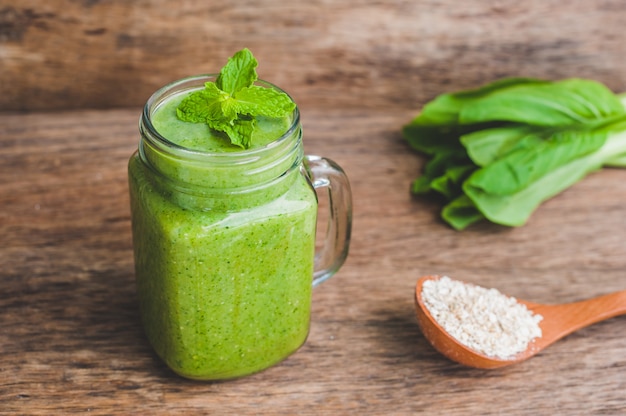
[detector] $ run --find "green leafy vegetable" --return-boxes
[176,48,296,148]
[403,78,626,230]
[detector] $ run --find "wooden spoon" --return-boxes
[414,275,626,369]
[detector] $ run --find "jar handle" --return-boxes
[305,155,353,287]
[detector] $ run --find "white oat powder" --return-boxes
[421,276,543,359]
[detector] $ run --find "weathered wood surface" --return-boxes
[2,0,626,414]
[1,107,625,414]
[1,0,626,112]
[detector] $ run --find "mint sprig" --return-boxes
[176,48,296,149]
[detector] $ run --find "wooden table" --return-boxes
[1,105,625,414]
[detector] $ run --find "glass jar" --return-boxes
[128,75,352,380]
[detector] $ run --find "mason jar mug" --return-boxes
[128,75,352,380]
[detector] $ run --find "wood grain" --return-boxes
[1,0,626,112]
[2,1,626,413]
[1,107,625,414]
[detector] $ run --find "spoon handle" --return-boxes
[528,289,626,349]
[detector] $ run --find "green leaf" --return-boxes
[460,125,542,166]
[430,164,475,200]
[411,151,472,195]
[220,96,246,122]
[176,83,227,123]
[176,48,295,149]
[463,153,601,227]
[216,48,258,95]
[605,152,626,167]
[441,195,485,230]
[403,122,468,156]
[465,127,608,196]
[411,176,434,194]
[233,86,296,117]
[459,79,626,126]
[464,125,626,226]
[402,78,546,156]
[411,78,546,127]
[403,76,626,230]
[222,118,257,149]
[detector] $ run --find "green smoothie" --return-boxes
[128,79,318,380]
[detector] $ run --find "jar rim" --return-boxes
[140,74,301,162]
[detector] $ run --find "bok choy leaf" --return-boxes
[403,78,626,229]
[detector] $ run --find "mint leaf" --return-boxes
[234,86,296,117]
[176,48,295,149]
[216,48,258,94]
[177,83,228,124]
[224,118,256,149]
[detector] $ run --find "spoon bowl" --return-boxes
[414,275,626,369]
